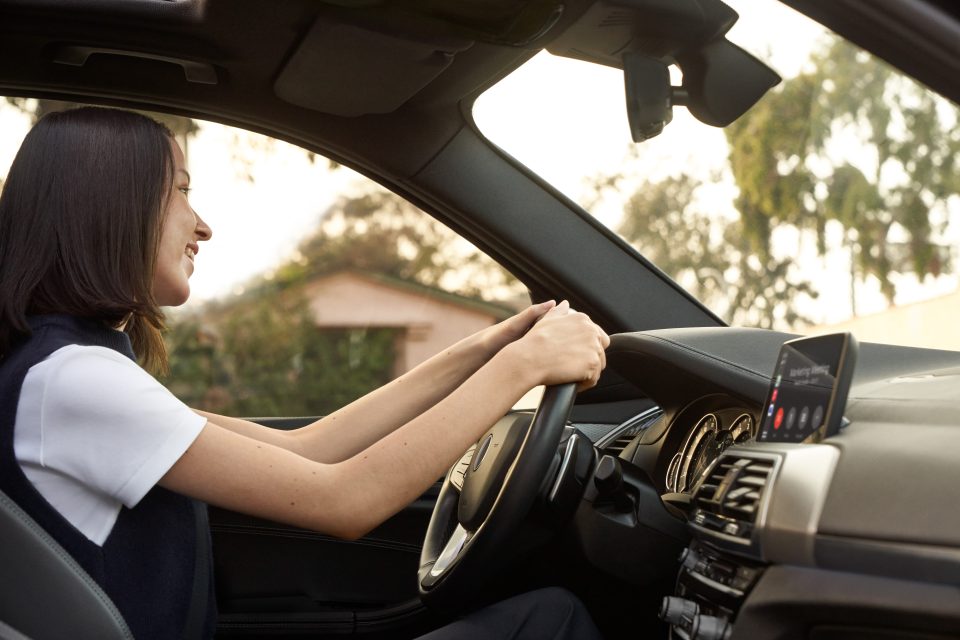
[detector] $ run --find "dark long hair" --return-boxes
[0,107,175,373]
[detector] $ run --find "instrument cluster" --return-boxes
[665,411,757,494]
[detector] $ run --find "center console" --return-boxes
[659,450,778,639]
[661,540,764,639]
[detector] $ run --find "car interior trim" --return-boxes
[748,443,840,566]
[814,534,960,587]
[593,406,664,451]
[547,433,583,503]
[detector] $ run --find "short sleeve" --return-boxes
[34,346,207,508]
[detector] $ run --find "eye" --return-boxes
[178,186,192,197]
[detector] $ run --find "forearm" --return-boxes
[192,332,492,462]
[327,347,539,536]
[202,304,553,462]
[289,329,493,463]
[164,347,539,539]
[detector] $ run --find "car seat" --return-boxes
[0,488,132,640]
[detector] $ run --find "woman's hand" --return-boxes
[473,300,557,359]
[502,300,610,391]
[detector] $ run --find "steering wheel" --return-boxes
[417,383,577,608]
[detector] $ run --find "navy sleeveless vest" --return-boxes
[0,315,215,639]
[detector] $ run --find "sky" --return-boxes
[0,0,957,331]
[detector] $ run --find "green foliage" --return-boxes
[615,174,816,328]
[255,188,522,301]
[5,100,508,418]
[726,37,959,307]
[164,294,396,417]
[612,34,958,327]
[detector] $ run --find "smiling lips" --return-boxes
[185,243,199,262]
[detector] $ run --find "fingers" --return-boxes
[597,332,607,371]
[597,323,611,349]
[526,299,556,324]
[542,299,571,319]
[576,351,604,392]
[514,300,555,329]
[566,307,607,391]
[496,301,556,348]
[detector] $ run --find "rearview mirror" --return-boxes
[623,53,689,142]
[623,41,780,142]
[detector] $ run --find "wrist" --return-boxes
[494,341,542,391]
[457,324,505,364]
[442,331,490,376]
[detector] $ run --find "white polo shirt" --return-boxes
[13,345,207,545]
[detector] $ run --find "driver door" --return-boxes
[210,461,439,639]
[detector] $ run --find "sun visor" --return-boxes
[274,19,473,117]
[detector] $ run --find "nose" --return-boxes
[195,212,212,241]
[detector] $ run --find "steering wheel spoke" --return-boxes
[429,524,472,578]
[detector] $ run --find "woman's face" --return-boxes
[152,139,212,306]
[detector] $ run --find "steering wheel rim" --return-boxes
[417,383,577,608]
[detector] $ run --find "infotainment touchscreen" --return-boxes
[758,333,858,443]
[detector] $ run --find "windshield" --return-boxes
[474,0,960,351]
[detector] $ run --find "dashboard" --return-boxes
[585,326,960,639]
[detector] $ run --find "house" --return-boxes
[300,270,518,376]
[807,288,960,352]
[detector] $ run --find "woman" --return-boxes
[0,108,609,639]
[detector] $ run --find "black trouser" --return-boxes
[417,588,604,639]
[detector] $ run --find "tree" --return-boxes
[2,98,330,180]
[164,294,397,416]
[609,34,958,328]
[4,98,198,137]
[257,188,523,302]
[725,36,960,313]
[613,174,815,328]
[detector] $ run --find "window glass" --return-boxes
[474,0,960,351]
[0,99,529,415]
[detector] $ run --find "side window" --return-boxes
[0,99,530,416]
[169,122,531,416]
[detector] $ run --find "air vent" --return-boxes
[690,453,779,552]
[604,433,635,457]
[721,460,774,520]
[597,407,663,458]
[694,458,738,507]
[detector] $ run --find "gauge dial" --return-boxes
[729,413,756,443]
[665,452,682,493]
[675,413,719,493]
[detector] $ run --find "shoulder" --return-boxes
[35,344,157,396]
[29,344,191,423]
[43,343,139,369]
